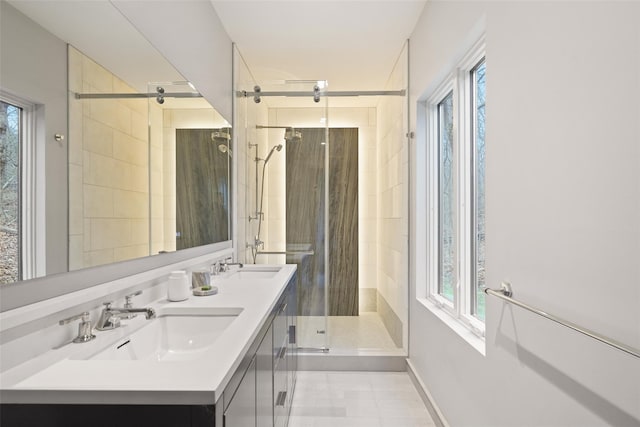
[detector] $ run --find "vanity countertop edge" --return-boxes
[0,264,297,406]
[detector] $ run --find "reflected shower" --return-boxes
[212,130,232,157]
[217,144,232,157]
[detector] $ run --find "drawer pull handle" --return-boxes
[276,391,287,406]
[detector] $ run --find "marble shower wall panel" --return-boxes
[328,128,359,316]
[286,128,326,316]
[269,107,377,301]
[175,129,229,249]
[285,128,359,316]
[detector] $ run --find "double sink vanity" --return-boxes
[0,260,297,427]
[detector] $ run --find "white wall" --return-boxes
[112,0,233,122]
[0,2,68,277]
[409,2,640,426]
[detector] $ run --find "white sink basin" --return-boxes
[84,307,242,362]
[227,266,281,280]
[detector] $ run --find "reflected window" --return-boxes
[0,100,21,284]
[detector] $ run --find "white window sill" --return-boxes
[417,297,486,356]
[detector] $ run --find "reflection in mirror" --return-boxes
[0,100,20,283]
[69,70,232,271]
[148,82,231,254]
[175,128,230,249]
[68,46,152,270]
[0,1,233,307]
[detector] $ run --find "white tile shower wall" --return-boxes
[376,44,409,350]
[68,47,155,270]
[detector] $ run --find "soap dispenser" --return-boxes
[167,270,190,301]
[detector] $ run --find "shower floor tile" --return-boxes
[298,313,400,351]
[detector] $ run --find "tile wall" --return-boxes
[68,46,158,270]
[376,44,409,349]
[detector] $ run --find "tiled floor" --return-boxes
[289,371,437,427]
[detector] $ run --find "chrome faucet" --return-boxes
[96,301,156,331]
[59,311,96,343]
[212,257,244,274]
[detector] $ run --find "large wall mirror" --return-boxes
[69,75,231,271]
[0,1,232,304]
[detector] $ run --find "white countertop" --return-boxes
[0,264,296,405]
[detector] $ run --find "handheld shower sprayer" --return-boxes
[264,144,283,164]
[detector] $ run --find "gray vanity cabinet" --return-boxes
[286,279,297,409]
[223,275,297,427]
[0,277,297,427]
[224,356,257,427]
[256,324,273,427]
[273,299,289,427]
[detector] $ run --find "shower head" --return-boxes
[264,144,283,164]
[284,127,302,143]
[218,144,232,158]
[211,130,231,142]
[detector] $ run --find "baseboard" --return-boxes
[406,359,449,427]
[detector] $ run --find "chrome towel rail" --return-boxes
[484,282,640,359]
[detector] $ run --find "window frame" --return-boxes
[1,90,39,281]
[426,38,486,337]
[427,79,457,317]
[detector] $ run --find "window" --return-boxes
[1,91,38,284]
[426,41,486,334]
[0,100,21,284]
[438,91,456,303]
[471,59,486,321]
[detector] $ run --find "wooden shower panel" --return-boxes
[286,128,358,316]
[175,129,229,250]
[328,128,359,316]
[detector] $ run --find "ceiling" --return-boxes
[211,1,426,92]
[7,0,185,93]
[8,0,426,108]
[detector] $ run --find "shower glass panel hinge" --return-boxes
[316,330,326,334]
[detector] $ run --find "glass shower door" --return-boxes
[243,80,329,351]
